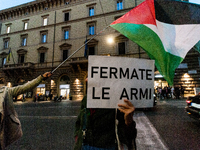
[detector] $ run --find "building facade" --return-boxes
[0,0,150,101]
[0,0,198,101]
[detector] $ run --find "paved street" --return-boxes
[6,98,200,150]
[7,101,81,150]
[134,111,168,150]
[144,99,200,150]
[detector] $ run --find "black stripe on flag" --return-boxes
[155,0,200,24]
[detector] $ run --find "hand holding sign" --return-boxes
[118,99,135,126]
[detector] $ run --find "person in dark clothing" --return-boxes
[180,86,184,98]
[74,95,137,150]
[161,88,166,99]
[174,86,180,99]
[167,86,171,98]
[49,90,53,100]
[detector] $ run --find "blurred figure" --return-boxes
[180,86,185,98]
[174,85,180,99]
[0,72,52,150]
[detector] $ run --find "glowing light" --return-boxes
[107,37,114,44]
[7,82,11,87]
[75,78,79,84]
[183,73,190,78]
[155,74,163,78]
[51,80,54,85]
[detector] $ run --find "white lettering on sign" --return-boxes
[87,56,155,108]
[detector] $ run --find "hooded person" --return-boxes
[0,72,52,150]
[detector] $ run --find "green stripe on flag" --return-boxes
[110,23,183,85]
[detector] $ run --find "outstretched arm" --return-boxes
[9,72,52,97]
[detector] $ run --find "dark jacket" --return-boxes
[0,75,44,150]
[74,96,137,150]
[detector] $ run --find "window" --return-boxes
[63,50,68,60]
[62,26,70,40]
[2,57,6,66]
[22,19,29,30]
[118,42,125,54]
[3,40,9,49]
[3,38,10,49]
[87,21,96,35]
[17,49,27,64]
[89,46,95,55]
[42,15,48,26]
[64,30,69,39]
[59,43,71,60]
[87,3,96,17]
[89,25,95,35]
[178,63,188,68]
[42,34,47,43]
[43,18,48,26]
[40,53,45,63]
[64,12,69,21]
[37,46,48,63]
[117,0,123,10]
[21,37,27,46]
[19,54,25,63]
[89,7,94,16]
[24,22,28,30]
[36,84,45,95]
[21,34,28,46]
[84,39,97,57]
[40,31,48,43]
[6,26,11,33]
[64,30,69,40]
[63,9,71,21]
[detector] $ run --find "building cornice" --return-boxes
[0,0,96,21]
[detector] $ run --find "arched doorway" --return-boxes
[59,75,70,99]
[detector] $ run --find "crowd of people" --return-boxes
[155,85,185,99]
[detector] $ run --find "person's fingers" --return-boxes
[118,104,130,109]
[43,72,52,78]
[48,72,52,77]
[124,99,133,107]
[118,99,132,108]
[47,72,52,77]
[118,108,126,113]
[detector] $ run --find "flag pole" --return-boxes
[51,25,110,74]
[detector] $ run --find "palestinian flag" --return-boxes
[110,0,200,85]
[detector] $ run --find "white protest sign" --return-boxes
[87,56,155,108]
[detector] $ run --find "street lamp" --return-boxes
[7,82,11,87]
[107,37,114,44]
